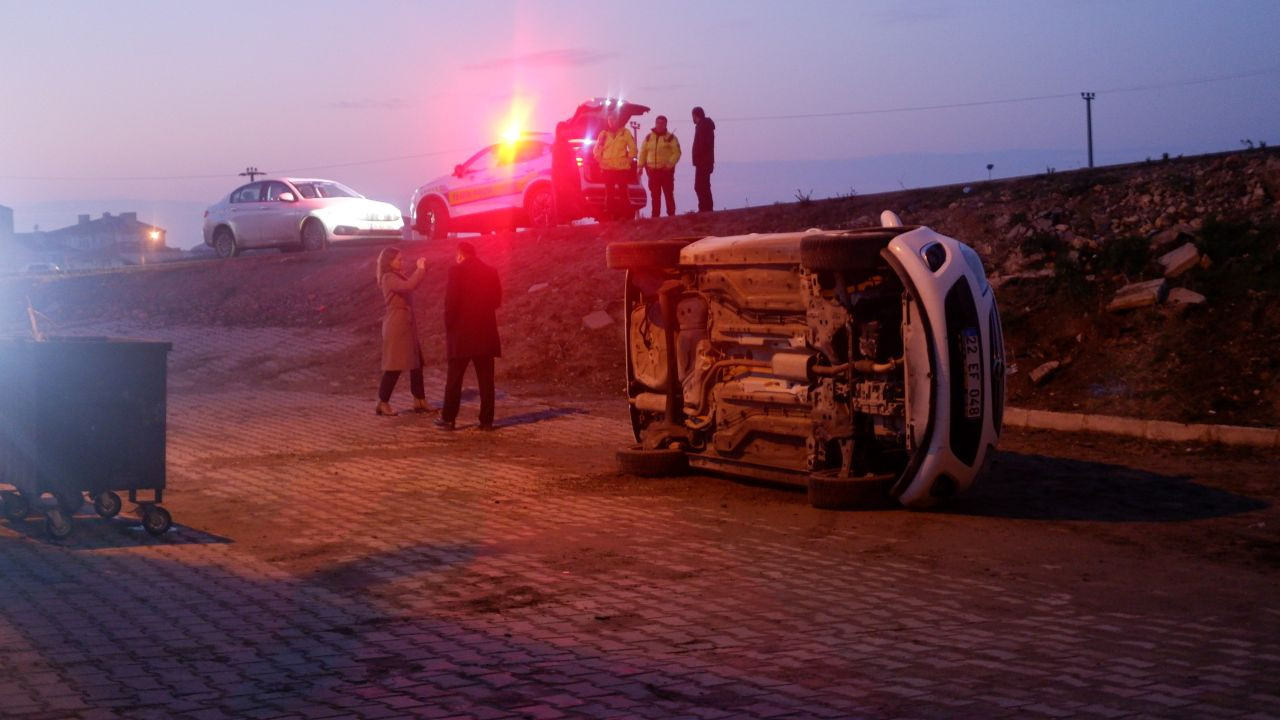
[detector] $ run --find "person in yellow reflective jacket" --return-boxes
[593,114,637,220]
[638,115,682,218]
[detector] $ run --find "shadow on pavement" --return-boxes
[495,407,587,429]
[0,545,871,719]
[947,450,1267,522]
[0,511,232,549]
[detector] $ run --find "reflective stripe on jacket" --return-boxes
[639,131,681,170]
[593,127,637,171]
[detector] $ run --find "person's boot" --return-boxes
[412,398,437,415]
[375,401,396,417]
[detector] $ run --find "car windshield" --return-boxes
[292,181,362,199]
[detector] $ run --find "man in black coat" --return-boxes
[691,106,716,213]
[438,241,502,431]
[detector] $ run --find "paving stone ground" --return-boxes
[1,322,1278,719]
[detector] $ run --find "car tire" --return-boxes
[213,228,239,259]
[616,445,687,477]
[301,218,328,252]
[418,199,449,241]
[525,185,555,229]
[806,470,895,510]
[605,240,690,270]
[799,234,890,271]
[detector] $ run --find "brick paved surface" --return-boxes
[1,323,1278,719]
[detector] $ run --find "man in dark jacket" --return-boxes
[691,106,716,213]
[438,241,502,431]
[550,121,583,222]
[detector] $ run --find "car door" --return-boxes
[228,182,269,246]
[262,181,305,243]
[511,141,551,196]
[446,146,504,218]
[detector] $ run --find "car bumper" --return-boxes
[581,186,647,209]
[883,228,1003,508]
[330,222,404,239]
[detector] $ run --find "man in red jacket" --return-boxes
[438,241,502,431]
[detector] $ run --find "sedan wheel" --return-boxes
[213,229,238,259]
[301,219,328,251]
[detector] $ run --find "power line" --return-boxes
[720,92,1079,122]
[3,64,1277,182]
[273,148,469,175]
[718,63,1280,123]
[0,149,468,183]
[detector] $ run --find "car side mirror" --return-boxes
[278,192,297,202]
[454,164,466,178]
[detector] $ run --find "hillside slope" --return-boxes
[5,148,1278,427]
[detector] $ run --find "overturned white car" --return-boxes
[606,212,1005,509]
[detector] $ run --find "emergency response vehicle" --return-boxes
[410,98,650,240]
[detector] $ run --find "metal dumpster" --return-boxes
[0,336,173,539]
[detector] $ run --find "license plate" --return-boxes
[961,328,983,419]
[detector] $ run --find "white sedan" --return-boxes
[203,177,403,257]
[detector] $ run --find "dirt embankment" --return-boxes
[5,148,1279,426]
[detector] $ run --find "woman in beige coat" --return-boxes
[375,247,433,416]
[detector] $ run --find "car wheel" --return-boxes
[806,470,895,510]
[605,240,691,270]
[213,228,239,258]
[799,234,891,271]
[418,199,449,241]
[526,186,556,229]
[301,219,328,251]
[616,445,687,477]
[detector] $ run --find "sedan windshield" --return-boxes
[292,181,362,199]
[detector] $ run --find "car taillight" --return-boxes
[576,157,583,167]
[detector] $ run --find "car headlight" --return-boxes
[920,242,948,272]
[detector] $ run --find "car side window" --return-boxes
[231,183,264,203]
[466,147,499,174]
[264,182,292,201]
[514,142,546,165]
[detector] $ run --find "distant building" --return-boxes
[0,205,181,272]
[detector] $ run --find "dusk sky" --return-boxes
[2,0,1278,248]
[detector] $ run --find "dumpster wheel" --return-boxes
[1,491,30,522]
[45,508,73,540]
[141,506,172,536]
[94,491,122,519]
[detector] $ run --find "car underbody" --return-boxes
[608,219,1004,509]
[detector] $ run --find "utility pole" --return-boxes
[629,121,640,147]
[1081,92,1096,168]
[239,166,264,182]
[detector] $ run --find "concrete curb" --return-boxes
[1003,406,1280,448]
